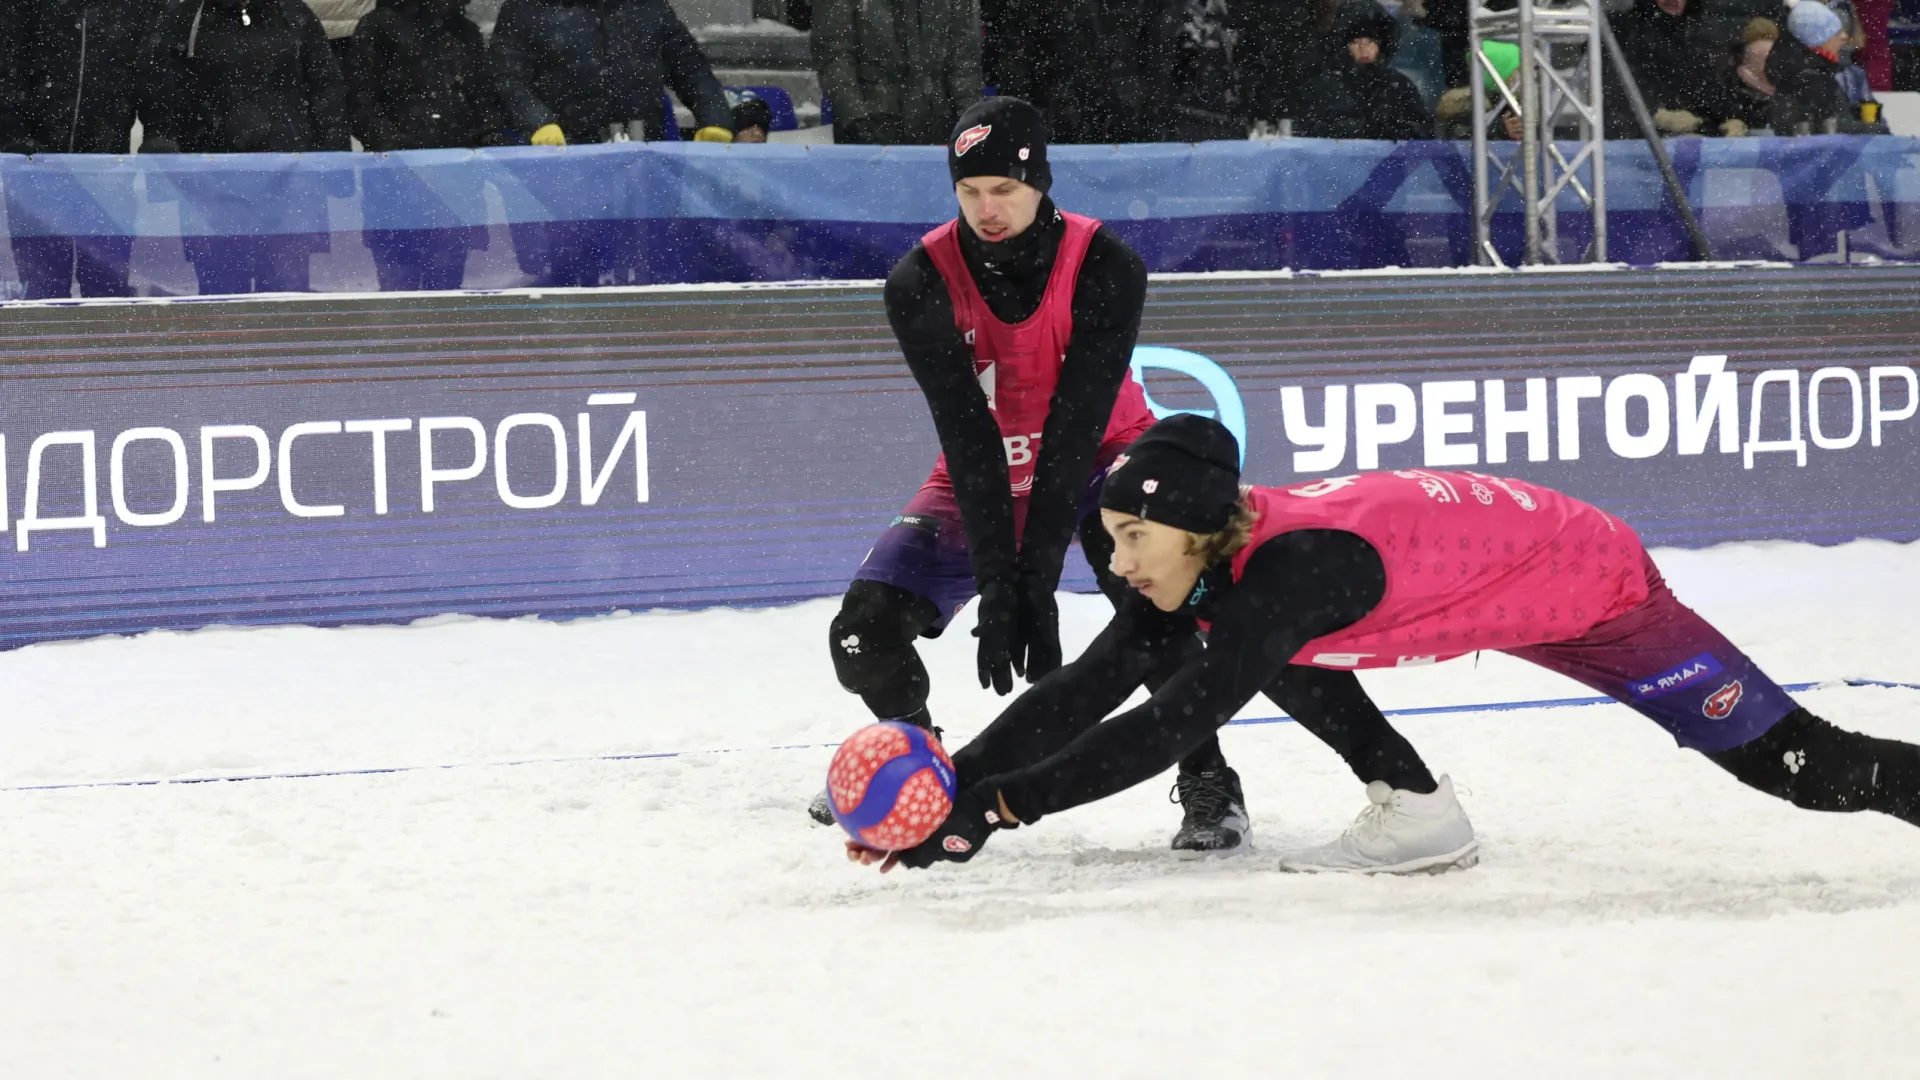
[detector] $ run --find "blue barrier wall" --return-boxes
[3,265,1919,649]
[2,136,1918,297]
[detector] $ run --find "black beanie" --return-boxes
[1100,414,1243,533]
[948,97,1051,194]
[731,95,773,134]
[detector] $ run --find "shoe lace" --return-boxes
[1347,797,1393,842]
[1170,772,1231,823]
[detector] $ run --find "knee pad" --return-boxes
[828,580,938,694]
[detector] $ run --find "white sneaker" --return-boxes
[1279,776,1478,875]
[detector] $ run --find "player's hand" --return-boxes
[1016,569,1061,683]
[889,785,1014,871]
[974,577,1022,695]
[845,840,901,872]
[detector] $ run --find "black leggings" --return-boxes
[1265,667,1438,795]
[1708,708,1920,826]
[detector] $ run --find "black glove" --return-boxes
[974,577,1022,695]
[974,570,1064,694]
[1016,568,1062,683]
[893,784,1015,870]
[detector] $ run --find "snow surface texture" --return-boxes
[4,542,1919,1078]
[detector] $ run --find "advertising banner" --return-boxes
[4,136,1920,298]
[2,264,1918,649]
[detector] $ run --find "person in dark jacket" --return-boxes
[1166,0,1249,141]
[349,0,506,152]
[1414,0,1471,92]
[0,0,166,298]
[348,0,506,292]
[1230,0,1310,128]
[1767,0,1883,133]
[1290,0,1400,108]
[141,0,351,295]
[1604,0,1743,138]
[1294,9,1431,139]
[812,0,981,145]
[142,0,352,155]
[1724,16,1781,131]
[489,0,734,146]
[993,0,1165,143]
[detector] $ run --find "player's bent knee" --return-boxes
[829,580,938,692]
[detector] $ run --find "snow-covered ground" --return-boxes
[3,542,1919,1078]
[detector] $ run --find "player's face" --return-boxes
[955,177,1043,243]
[1101,510,1206,612]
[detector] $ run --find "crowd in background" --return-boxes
[0,0,1895,162]
[0,0,1898,296]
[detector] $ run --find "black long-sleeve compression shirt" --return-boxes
[954,528,1401,823]
[882,197,1149,593]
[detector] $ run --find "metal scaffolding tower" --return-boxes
[1469,0,1607,266]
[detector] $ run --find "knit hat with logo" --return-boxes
[1099,414,1243,534]
[948,97,1051,193]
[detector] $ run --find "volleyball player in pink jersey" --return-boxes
[815,99,1277,851]
[854,414,1920,873]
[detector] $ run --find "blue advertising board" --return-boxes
[4,137,1920,298]
[2,264,1918,649]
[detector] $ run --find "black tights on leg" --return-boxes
[1707,708,1920,826]
[1263,666,1438,794]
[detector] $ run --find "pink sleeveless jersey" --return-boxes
[919,212,1157,500]
[1231,470,1651,669]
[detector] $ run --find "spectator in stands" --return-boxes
[1234,0,1298,131]
[143,1,352,154]
[812,0,980,145]
[1290,0,1401,103]
[732,95,774,143]
[1726,17,1781,131]
[142,0,351,295]
[0,0,165,299]
[350,0,505,292]
[489,0,734,146]
[309,0,377,67]
[1001,0,1231,143]
[1410,0,1471,93]
[1294,9,1431,139]
[1166,0,1249,141]
[1605,0,1745,138]
[350,0,505,150]
[1815,0,1879,107]
[1768,0,1888,131]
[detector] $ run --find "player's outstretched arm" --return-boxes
[949,593,1198,784]
[1017,230,1150,683]
[847,597,1184,872]
[883,531,1389,868]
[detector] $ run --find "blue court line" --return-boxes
[4,678,1915,796]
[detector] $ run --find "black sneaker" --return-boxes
[808,788,836,826]
[1169,766,1251,855]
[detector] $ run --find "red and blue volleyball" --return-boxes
[825,722,958,851]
